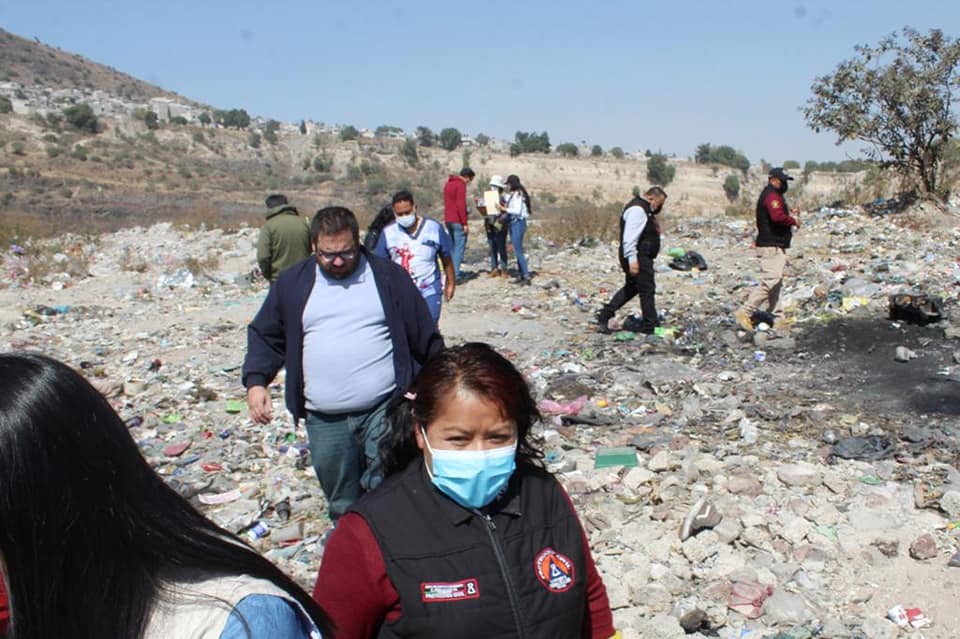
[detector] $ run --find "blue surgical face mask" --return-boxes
[396,214,417,228]
[421,427,517,509]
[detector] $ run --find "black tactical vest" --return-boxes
[349,462,589,639]
[755,184,793,249]
[618,196,661,270]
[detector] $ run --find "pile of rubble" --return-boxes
[1,201,959,637]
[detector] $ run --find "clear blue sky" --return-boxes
[2,0,956,163]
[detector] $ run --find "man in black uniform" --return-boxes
[596,186,668,335]
[734,167,800,331]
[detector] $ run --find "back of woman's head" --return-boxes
[0,353,332,637]
[381,343,544,476]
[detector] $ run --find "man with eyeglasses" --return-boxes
[242,206,443,524]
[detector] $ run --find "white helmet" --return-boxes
[488,175,506,189]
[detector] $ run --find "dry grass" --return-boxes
[535,198,621,245]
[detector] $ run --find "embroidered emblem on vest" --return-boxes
[534,547,574,592]
[421,578,480,602]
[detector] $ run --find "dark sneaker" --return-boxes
[595,320,612,334]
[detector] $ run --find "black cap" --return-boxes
[768,167,794,181]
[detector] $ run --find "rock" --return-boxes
[647,450,677,472]
[727,473,763,496]
[681,536,709,563]
[939,490,960,519]
[713,517,743,544]
[861,616,899,639]
[894,345,916,362]
[777,462,823,488]
[635,614,686,639]
[909,533,938,560]
[622,467,655,490]
[761,589,815,626]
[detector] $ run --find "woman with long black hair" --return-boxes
[0,353,333,638]
[503,174,533,285]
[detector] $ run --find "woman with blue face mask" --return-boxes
[312,343,616,639]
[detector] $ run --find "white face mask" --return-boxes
[396,214,417,228]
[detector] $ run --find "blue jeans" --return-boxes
[422,286,442,326]
[304,397,390,522]
[486,224,508,270]
[446,223,467,279]
[509,215,530,279]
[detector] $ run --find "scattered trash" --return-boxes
[887,605,931,629]
[728,580,774,619]
[163,441,192,457]
[538,395,588,416]
[831,436,896,461]
[889,293,944,325]
[594,447,639,469]
[224,399,246,414]
[895,345,917,362]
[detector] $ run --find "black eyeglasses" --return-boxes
[316,249,358,262]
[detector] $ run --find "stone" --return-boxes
[648,450,677,472]
[681,536,709,563]
[939,490,960,519]
[713,517,743,544]
[761,589,815,626]
[622,467,655,490]
[777,462,823,488]
[727,473,763,496]
[635,614,686,639]
[909,533,938,560]
[861,616,899,639]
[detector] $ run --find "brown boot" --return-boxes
[488,270,500,278]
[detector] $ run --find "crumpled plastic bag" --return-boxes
[728,580,773,619]
[831,435,895,461]
[537,395,588,416]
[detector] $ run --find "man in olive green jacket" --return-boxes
[257,194,312,283]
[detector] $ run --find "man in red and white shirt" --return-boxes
[734,167,800,331]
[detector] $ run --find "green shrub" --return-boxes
[723,174,740,201]
[610,146,625,159]
[439,128,462,151]
[646,153,676,185]
[339,125,359,141]
[556,143,579,157]
[475,133,490,146]
[62,103,98,133]
[247,131,261,148]
[11,141,25,155]
[783,160,801,169]
[0,96,12,114]
[400,138,419,166]
[144,111,160,130]
[591,145,603,157]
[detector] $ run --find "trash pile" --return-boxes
[1,203,959,637]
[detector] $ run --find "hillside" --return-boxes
[0,27,191,103]
[0,27,879,243]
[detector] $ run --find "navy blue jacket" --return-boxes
[242,250,444,420]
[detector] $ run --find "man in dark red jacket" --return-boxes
[443,168,475,282]
[734,167,800,331]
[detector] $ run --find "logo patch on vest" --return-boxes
[421,578,480,602]
[534,547,574,592]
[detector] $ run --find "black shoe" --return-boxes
[596,320,612,334]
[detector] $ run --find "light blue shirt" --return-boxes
[301,257,396,413]
[220,594,320,639]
